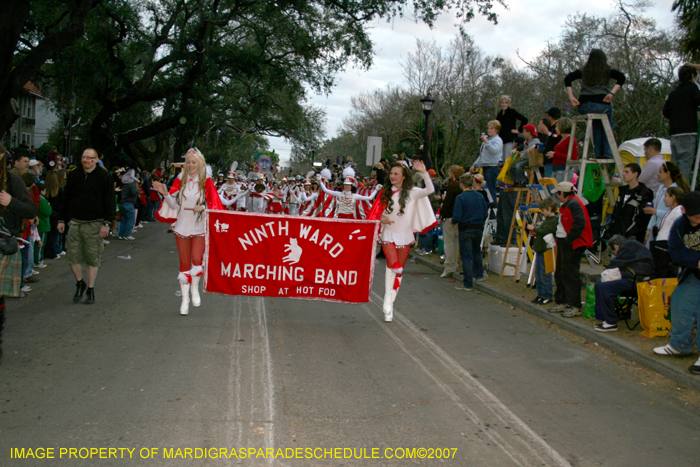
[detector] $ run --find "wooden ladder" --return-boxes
[500,170,556,282]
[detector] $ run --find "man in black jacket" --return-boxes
[593,235,655,332]
[663,65,700,181]
[58,148,116,304]
[610,163,653,243]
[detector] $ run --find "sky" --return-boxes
[269,0,678,166]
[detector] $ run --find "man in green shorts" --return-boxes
[57,148,116,304]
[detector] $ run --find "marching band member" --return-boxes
[248,180,273,213]
[287,178,303,216]
[234,173,248,211]
[368,160,436,322]
[300,180,319,216]
[311,168,336,217]
[219,172,248,210]
[153,148,223,316]
[319,174,381,219]
[266,182,285,213]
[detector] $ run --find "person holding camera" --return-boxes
[470,120,502,205]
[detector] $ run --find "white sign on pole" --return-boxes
[366,136,382,167]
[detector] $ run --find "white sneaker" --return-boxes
[653,344,686,356]
[124,236,135,241]
[440,271,452,278]
[21,285,32,293]
[36,262,47,268]
[103,240,110,245]
[31,270,40,276]
[58,251,66,256]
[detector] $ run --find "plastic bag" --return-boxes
[496,154,517,187]
[637,278,676,338]
[583,285,596,319]
[601,268,622,282]
[582,163,606,202]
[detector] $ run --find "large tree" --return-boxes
[4,0,504,165]
[0,0,100,139]
[673,0,700,60]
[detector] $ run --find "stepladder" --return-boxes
[564,113,625,208]
[500,169,557,281]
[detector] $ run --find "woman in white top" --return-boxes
[651,186,686,278]
[153,149,223,315]
[370,160,436,321]
[645,161,690,245]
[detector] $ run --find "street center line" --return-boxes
[366,290,571,467]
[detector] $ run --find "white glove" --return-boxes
[543,233,556,249]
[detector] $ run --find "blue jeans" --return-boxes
[578,102,613,158]
[552,164,566,183]
[534,253,553,300]
[669,275,700,353]
[594,278,635,325]
[458,229,483,288]
[482,166,499,204]
[23,240,34,278]
[543,164,553,178]
[418,230,434,252]
[146,199,159,221]
[670,133,698,182]
[118,203,136,237]
[54,232,64,254]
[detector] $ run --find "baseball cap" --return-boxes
[523,123,538,137]
[551,181,575,194]
[29,159,40,167]
[427,169,437,177]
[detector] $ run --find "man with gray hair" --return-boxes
[592,235,655,332]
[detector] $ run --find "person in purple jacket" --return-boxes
[653,191,700,375]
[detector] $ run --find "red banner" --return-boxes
[204,211,380,303]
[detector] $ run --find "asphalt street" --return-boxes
[1,223,699,466]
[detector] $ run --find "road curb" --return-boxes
[410,253,700,393]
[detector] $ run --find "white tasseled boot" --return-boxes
[178,272,190,315]
[383,268,396,322]
[190,266,203,307]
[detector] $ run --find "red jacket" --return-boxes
[552,135,578,165]
[558,194,593,250]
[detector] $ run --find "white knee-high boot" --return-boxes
[383,268,396,322]
[393,275,402,303]
[190,266,203,307]
[178,272,190,315]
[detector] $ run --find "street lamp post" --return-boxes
[420,93,435,170]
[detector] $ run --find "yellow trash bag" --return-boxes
[637,278,677,338]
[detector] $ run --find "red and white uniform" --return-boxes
[158,174,223,238]
[320,182,379,219]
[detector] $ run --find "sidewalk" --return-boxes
[410,249,700,393]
